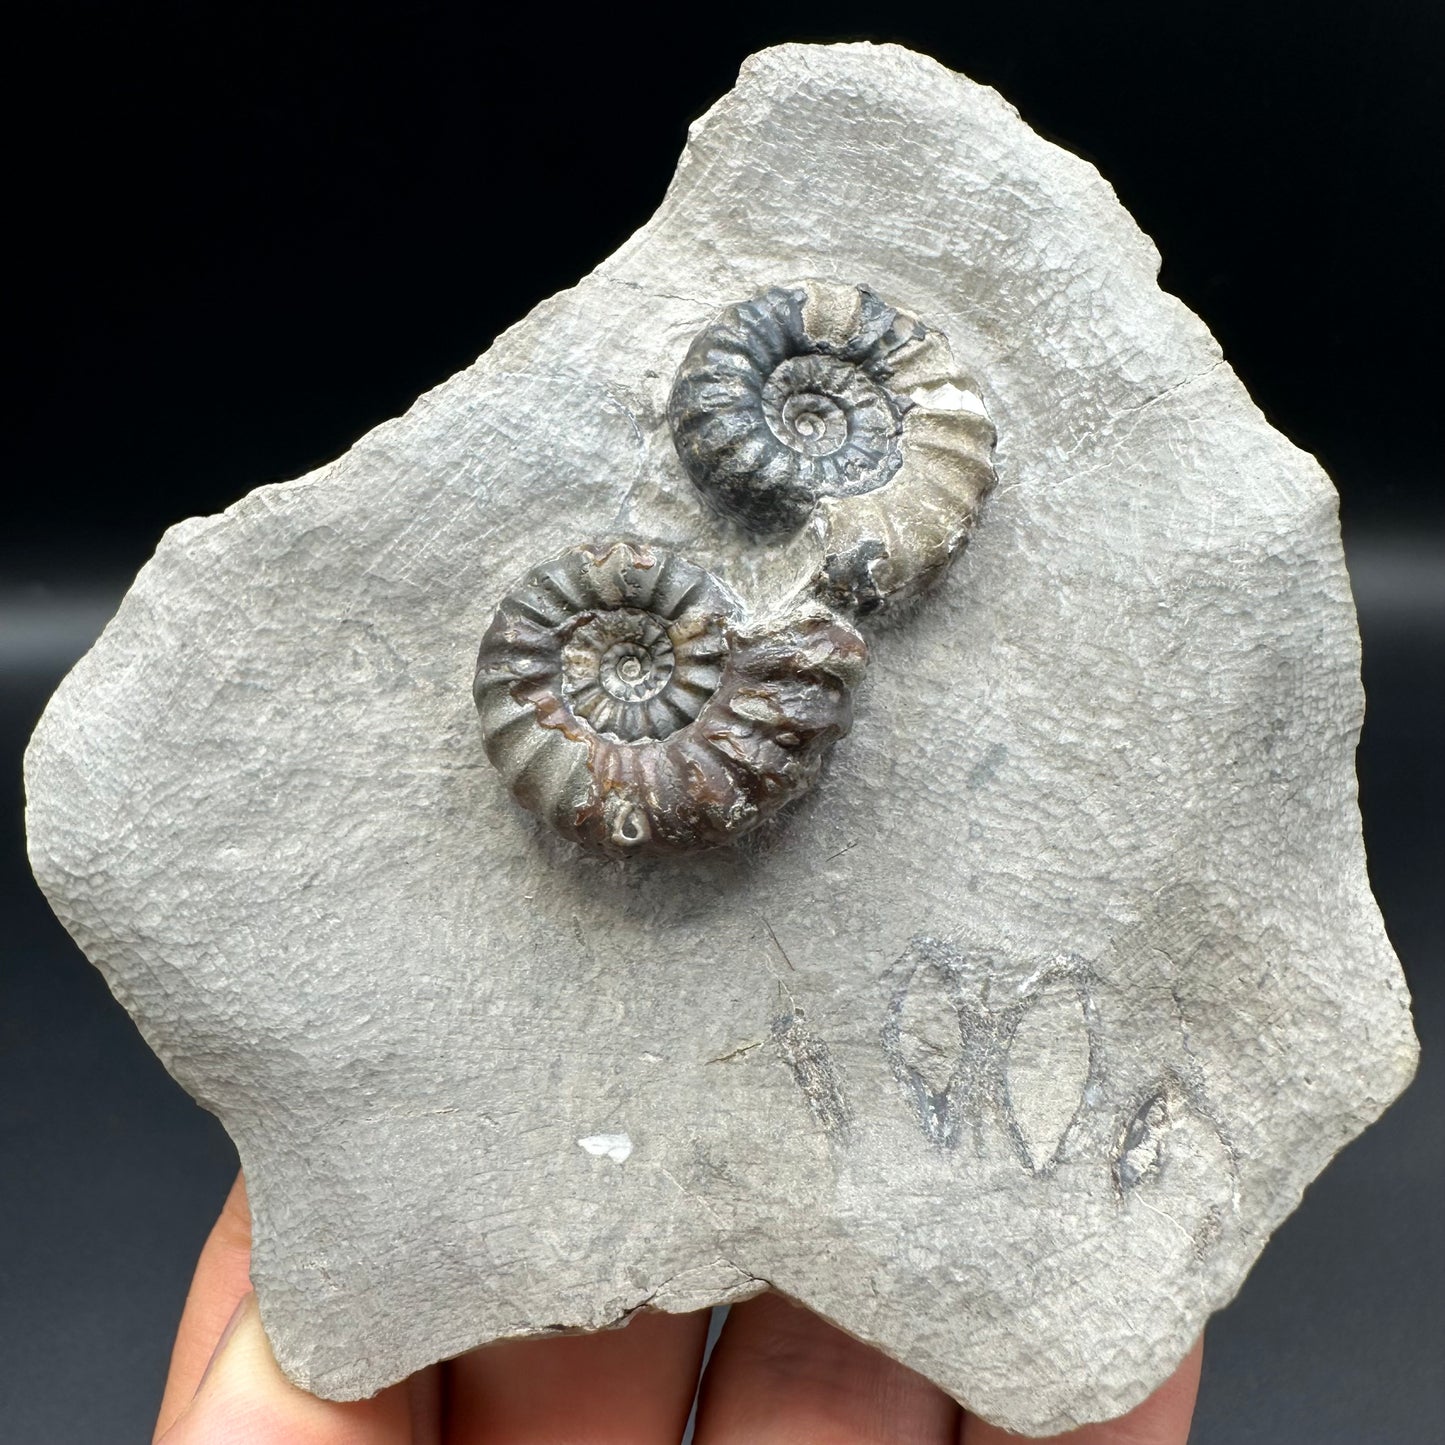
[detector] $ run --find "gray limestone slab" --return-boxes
[24,42,1417,1435]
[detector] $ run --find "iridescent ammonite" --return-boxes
[473,540,867,856]
[667,280,998,611]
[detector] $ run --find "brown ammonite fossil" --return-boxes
[667,280,998,612]
[472,540,867,857]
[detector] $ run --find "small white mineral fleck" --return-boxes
[577,1134,634,1164]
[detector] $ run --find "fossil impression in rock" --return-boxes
[23,41,1417,1440]
[473,539,866,856]
[669,280,997,611]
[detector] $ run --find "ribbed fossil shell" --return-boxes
[668,280,998,611]
[473,540,867,856]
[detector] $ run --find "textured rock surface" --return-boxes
[24,42,1417,1435]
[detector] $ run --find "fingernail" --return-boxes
[194,1293,252,1399]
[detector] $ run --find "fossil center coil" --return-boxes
[560,605,717,742]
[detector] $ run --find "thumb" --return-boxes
[157,1292,418,1444]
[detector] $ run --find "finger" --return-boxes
[692,1291,960,1444]
[154,1172,256,1440]
[961,1336,1203,1445]
[157,1291,418,1444]
[445,1306,711,1443]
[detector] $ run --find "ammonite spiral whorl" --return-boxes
[668,280,998,611]
[473,540,867,857]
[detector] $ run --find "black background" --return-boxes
[3,3,1441,1441]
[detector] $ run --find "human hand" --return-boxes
[155,1175,1201,1443]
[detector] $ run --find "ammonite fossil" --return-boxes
[473,540,867,857]
[668,280,998,611]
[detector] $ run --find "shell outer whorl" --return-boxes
[668,280,999,613]
[472,540,867,857]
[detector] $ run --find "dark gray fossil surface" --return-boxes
[668,278,996,611]
[473,539,866,857]
[22,43,1416,1436]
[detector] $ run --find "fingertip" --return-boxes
[693,1292,960,1444]
[155,1171,256,1439]
[962,1335,1203,1445]
[446,1306,711,1444]
[210,1173,253,1255]
[159,1293,412,1445]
